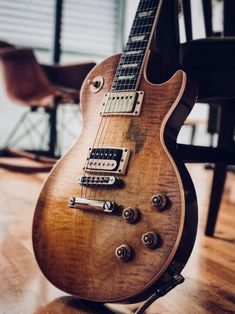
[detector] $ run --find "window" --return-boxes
[0,0,124,59]
[62,0,124,57]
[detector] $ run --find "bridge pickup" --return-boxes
[100,91,144,116]
[76,175,122,187]
[85,147,130,175]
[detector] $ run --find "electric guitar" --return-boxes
[33,0,198,303]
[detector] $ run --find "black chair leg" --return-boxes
[205,164,227,236]
[205,104,235,237]
[48,108,57,157]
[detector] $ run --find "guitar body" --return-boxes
[33,53,198,303]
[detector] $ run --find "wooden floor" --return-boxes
[0,163,234,314]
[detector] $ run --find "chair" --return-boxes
[0,48,95,159]
[150,0,235,237]
[179,0,235,236]
[0,41,15,49]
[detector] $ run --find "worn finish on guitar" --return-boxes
[33,52,198,303]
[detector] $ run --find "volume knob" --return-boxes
[115,244,132,262]
[142,231,159,249]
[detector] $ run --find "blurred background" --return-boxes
[0,0,223,156]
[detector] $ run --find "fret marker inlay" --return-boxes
[121,63,139,69]
[131,35,146,42]
[125,50,143,56]
[138,10,154,18]
[118,75,136,81]
[111,0,160,92]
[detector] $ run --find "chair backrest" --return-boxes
[182,0,235,38]
[41,62,96,91]
[0,41,15,49]
[0,48,54,105]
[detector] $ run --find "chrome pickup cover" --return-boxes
[84,147,130,175]
[100,91,144,116]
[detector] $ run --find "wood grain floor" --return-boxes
[0,163,234,314]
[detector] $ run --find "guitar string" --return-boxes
[87,0,153,202]
[85,0,158,202]
[82,0,158,201]
[91,0,159,203]
[81,0,139,200]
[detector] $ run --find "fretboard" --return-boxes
[112,0,161,92]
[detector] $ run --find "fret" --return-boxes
[131,28,152,37]
[114,81,139,89]
[133,16,155,27]
[112,83,137,91]
[111,0,160,92]
[126,41,147,51]
[116,68,140,78]
[138,0,159,11]
[115,68,139,77]
[121,54,144,64]
[125,50,144,56]
[131,31,152,37]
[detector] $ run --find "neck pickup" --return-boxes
[100,91,144,116]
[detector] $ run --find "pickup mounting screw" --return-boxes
[115,244,132,262]
[152,194,168,211]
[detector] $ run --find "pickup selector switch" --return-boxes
[152,194,168,211]
[142,231,159,249]
[122,207,139,224]
[115,245,132,262]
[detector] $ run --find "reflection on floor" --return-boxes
[0,164,234,314]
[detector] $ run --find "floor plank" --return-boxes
[0,165,234,314]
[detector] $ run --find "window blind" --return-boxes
[0,0,123,58]
[0,0,54,50]
[62,0,123,56]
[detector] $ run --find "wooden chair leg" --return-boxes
[205,164,227,236]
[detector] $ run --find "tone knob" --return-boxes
[152,194,168,211]
[142,231,159,249]
[115,244,132,262]
[122,207,139,224]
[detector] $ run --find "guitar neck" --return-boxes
[111,0,162,92]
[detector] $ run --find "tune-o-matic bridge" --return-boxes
[100,91,144,116]
[84,147,130,175]
[76,175,122,187]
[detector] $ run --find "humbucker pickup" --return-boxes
[100,91,144,116]
[84,147,130,175]
[77,175,122,187]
